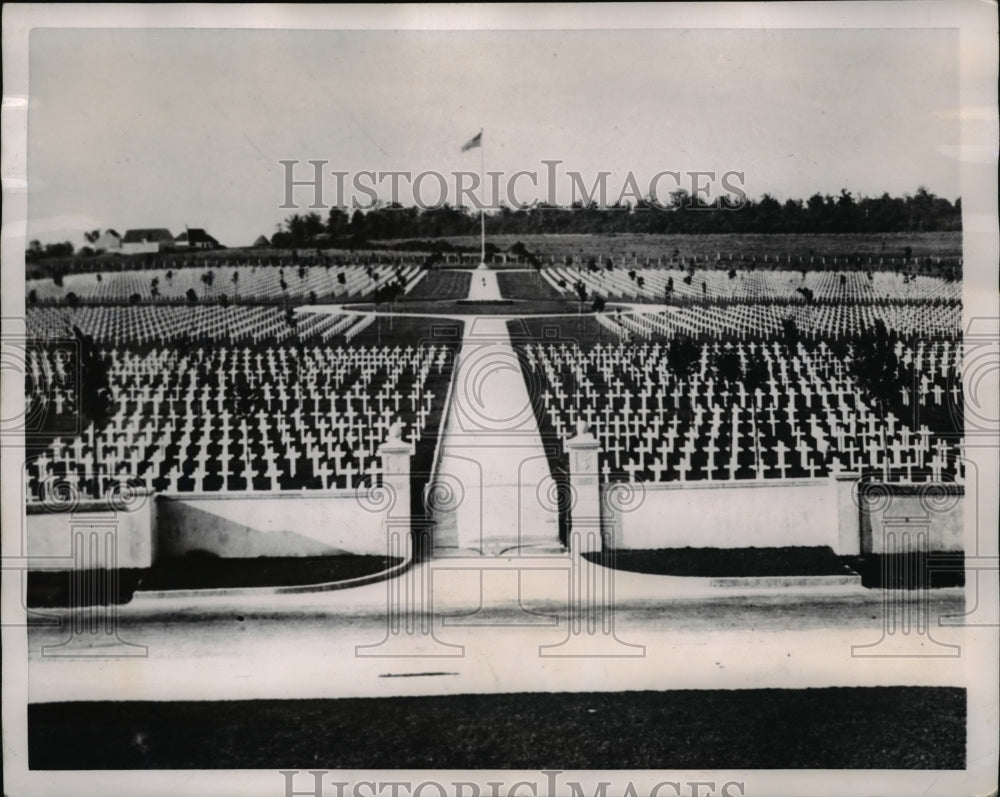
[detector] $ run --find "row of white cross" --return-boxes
[544,265,961,303]
[27,263,422,303]
[523,340,963,484]
[26,343,451,499]
[27,306,379,347]
[602,303,960,342]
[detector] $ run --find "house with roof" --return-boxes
[121,228,175,254]
[92,229,122,252]
[175,228,221,250]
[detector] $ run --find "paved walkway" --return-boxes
[27,573,966,702]
[465,270,501,301]
[432,317,562,554]
[428,271,562,554]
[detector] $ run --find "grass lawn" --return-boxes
[28,686,965,770]
[351,299,583,316]
[586,546,856,578]
[584,548,964,588]
[431,232,962,262]
[26,555,403,606]
[404,270,471,301]
[841,552,965,589]
[508,315,617,348]
[138,554,402,591]
[345,315,464,347]
[497,270,565,300]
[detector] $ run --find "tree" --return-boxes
[714,348,743,394]
[667,336,700,380]
[781,316,799,351]
[45,241,74,258]
[186,288,198,303]
[849,319,899,478]
[743,349,769,396]
[326,207,350,237]
[73,326,115,498]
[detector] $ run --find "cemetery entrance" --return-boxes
[429,317,564,556]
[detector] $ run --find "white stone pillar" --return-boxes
[565,422,602,554]
[544,423,645,658]
[832,471,861,555]
[378,430,414,560]
[359,431,462,658]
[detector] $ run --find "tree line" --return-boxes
[272,187,960,247]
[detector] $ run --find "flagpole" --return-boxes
[479,127,485,268]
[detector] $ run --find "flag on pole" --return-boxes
[461,131,482,152]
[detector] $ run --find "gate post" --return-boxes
[543,422,644,658]
[377,427,414,560]
[565,421,602,554]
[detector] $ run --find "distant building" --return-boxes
[252,234,270,248]
[122,228,175,254]
[92,229,122,252]
[175,228,221,250]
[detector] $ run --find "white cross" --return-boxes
[796,438,817,478]
[704,437,720,479]
[772,440,790,478]
[340,461,358,489]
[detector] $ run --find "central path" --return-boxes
[465,269,501,301]
[431,275,562,556]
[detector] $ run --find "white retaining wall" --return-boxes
[25,490,156,569]
[599,475,963,554]
[604,478,841,551]
[155,490,396,559]
[860,487,963,553]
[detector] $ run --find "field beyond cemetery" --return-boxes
[389,231,962,264]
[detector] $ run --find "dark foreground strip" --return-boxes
[29,686,964,770]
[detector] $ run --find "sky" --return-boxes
[27,26,960,247]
